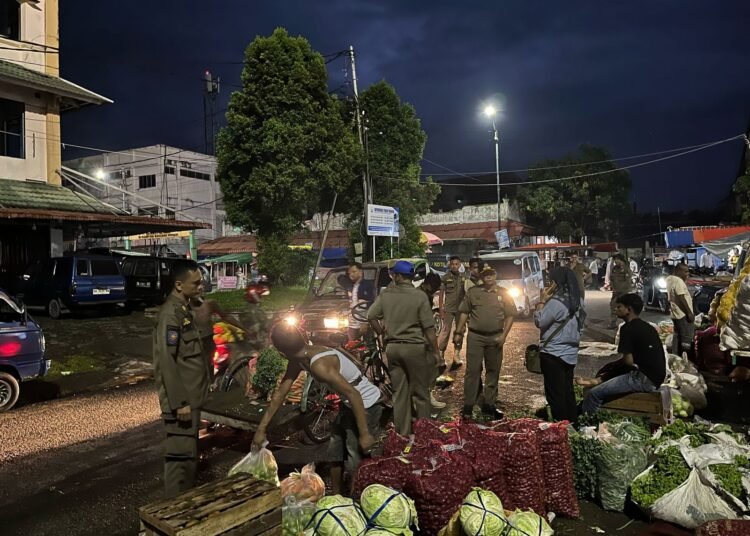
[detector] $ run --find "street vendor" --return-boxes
[252,323,380,495]
[578,293,666,414]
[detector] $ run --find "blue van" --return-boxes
[20,255,127,318]
[0,290,48,411]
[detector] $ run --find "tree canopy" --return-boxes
[216,28,361,281]
[517,145,632,241]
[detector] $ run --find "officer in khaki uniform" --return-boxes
[438,256,466,368]
[608,254,633,329]
[153,260,210,498]
[454,267,516,418]
[368,261,442,436]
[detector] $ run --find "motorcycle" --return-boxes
[639,266,670,314]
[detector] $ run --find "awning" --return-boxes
[0,59,112,111]
[701,230,750,256]
[0,179,207,237]
[200,253,255,265]
[665,226,750,248]
[513,242,618,253]
[420,231,443,245]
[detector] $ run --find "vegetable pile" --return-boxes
[281,463,325,503]
[631,445,690,509]
[228,445,280,486]
[460,488,508,535]
[252,347,288,396]
[308,495,368,536]
[281,497,316,536]
[360,484,418,531]
[709,456,749,502]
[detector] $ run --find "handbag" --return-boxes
[525,311,576,374]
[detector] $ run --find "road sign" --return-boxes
[367,204,399,237]
[495,229,510,249]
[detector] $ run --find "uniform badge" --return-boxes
[167,326,180,346]
[183,317,192,326]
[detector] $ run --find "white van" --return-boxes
[478,251,545,317]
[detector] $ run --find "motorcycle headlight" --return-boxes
[507,286,521,298]
[324,316,348,329]
[655,277,667,290]
[284,315,299,327]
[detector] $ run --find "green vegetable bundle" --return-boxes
[597,437,649,512]
[709,456,750,502]
[309,495,367,536]
[360,484,417,532]
[569,430,603,500]
[282,497,316,536]
[505,509,554,536]
[253,347,288,395]
[459,488,508,536]
[631,446,690,509]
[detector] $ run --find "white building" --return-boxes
[64,145,226,248]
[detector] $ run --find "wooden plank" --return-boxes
[179,490,281,536]
[603,397,662,413]
[220,508,282,536]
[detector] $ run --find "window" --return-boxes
[138,206,159,216]
[0,97,24,158]
[485,259,522,280]
[0,0,20,40]
[179,168,211,181]
[91,260,120,276]
[138,174,156,189]
[76,260,90,276]
[164,166,175,175]
[134,260,157,276]
[165,208,176,220]
[120,259,135,276]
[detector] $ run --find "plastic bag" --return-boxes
[282,496,316,536]
[651,468,738,529]
[228,445,280,486]
[281,463,326,503]
[596,436,649,512]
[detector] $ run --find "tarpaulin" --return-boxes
[664,230,695,248]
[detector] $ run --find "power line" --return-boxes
[420,157,484,183]
[419,137,746,176]
[379,133,746,187]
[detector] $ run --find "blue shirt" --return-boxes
[533,298,581,365]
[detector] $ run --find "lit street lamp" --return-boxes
[483,104,501,231]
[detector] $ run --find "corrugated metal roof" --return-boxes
[0,59,112,109]
[0,178,124,214]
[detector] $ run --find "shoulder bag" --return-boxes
[524,310,576,374]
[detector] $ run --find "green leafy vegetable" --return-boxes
[710,460,748,500]
[360,484,417,530]
[310,495,367,536]
[460,488,507,536]
[253,347,288,395]
[569,430,603,500]
[506,509,554,536]
[631,446,690,509]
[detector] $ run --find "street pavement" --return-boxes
[0,290,669,535]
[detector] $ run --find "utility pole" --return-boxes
[203,70,220,155]
[349,45,375,261]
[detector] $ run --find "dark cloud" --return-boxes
[60,1,750,212]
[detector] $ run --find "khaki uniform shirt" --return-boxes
[153,293,211,414]
[610,264,633,294]
[367,281,434,344]
[571,263,591,296]
[441,271,465,313]
[459,284,516,333]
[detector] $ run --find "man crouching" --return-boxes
[251,323,380,495]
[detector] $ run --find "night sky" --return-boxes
[60,1,750,213]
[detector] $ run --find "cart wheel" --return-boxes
[301,375,338,444]
[220,355,252,393]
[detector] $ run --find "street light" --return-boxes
[483,104,501,232]
[94,168,106,180]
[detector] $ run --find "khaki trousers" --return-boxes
[462,331,503,413]
[163,409,200,498]
[386,343,432,436]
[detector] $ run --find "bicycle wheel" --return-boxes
[220,355,252,393]
[301,375,339,443]
[433,311,443,335]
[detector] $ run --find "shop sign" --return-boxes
[128,230,191,240]
[217,276,238,290]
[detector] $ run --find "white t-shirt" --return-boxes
[699,252,713,269]
[589,260,599,275]
[309,349,382,409]
[630,260,639,273]
[666,275,693,320]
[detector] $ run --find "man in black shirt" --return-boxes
[580,293,666,414]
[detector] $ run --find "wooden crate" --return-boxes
[586,387,671,425]
[139,473,282,536]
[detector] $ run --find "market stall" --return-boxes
[200,252,255,290]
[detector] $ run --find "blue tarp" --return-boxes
[665,230,695,248]
[322,247,348,260]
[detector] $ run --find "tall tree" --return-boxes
[518,145,632,241]
[216,28,361,282]
[341,81,439,258]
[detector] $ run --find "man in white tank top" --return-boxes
[252,324,380,495]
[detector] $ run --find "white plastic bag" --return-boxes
[228,444,280,486]
[651,468,738,529]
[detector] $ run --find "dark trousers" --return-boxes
[672,316,695,358]
[163,409,200,498]
[540,352,577,422]
[463,331,503,414]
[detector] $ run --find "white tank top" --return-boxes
[309,349,382,409]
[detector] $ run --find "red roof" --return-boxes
[198,230,351,255]
[421,220,533,241]
[513,241,618,253]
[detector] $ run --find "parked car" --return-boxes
[19,255,127,318]
[0,290,48,411]
[478,250,545,317]
[118,254,213,306]
[287,259,439,345]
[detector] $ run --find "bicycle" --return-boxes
[349,302,393,403]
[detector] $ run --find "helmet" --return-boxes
[245,283,270,304]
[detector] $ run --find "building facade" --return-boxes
[64,145,225,249]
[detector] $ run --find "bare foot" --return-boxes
[575,377,600,387]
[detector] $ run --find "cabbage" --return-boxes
[506,509,554,536]
[460,488,508,536]
[365,530,413,536]
[309,495,367,536]
[360,484,418,530]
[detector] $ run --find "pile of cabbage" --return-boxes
[459,488,553,536]
[306,485,417,536]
